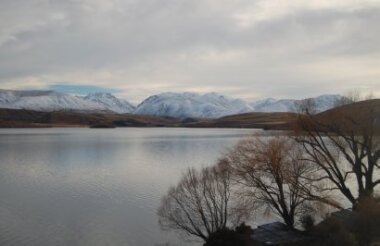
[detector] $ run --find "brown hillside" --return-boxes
[184,112,298,129]
[0,108,180,128]
[295,99,380,134]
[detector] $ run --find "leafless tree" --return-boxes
[294,98,318,115]
[226,136,328,227]
[157,161,245,242]
[333,90,374,108]
[294,94,380,207]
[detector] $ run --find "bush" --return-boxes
[300,214,315,232]
[311,217,356,246]
[351,198,380,246]
[204,223,255,246]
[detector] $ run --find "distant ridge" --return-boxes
[0,89,344,118]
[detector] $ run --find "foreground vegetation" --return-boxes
[158,95,380,245]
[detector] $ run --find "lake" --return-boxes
[0,128,258,246]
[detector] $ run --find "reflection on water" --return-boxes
[0,128,258,246]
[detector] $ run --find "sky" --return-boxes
[0,0,379,103]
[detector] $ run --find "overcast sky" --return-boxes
[0,0,379,102]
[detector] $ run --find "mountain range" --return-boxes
[0,89,343,118]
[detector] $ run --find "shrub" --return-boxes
[204,223,255,246]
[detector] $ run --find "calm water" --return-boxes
[0,128,258,246]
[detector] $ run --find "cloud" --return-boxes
[48,84,120,95]
[0,0,379,102]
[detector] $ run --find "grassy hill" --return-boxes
[183,112,298,129]
[291,99,380,135]
[314,99,380,132]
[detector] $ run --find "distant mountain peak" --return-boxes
[134,92,253,118]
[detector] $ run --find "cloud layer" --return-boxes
[1,0,379,102]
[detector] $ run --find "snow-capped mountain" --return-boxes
[307,94,344,112]
[0,89,344,118]
[134,92,253,118]
[84,92,135,113]
[250,94,343,113]
[134,93,344,118]
[250,98,294,112]
[0,90,135,113]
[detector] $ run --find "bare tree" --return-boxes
[334,89,373,107]
[226,136,326,227]
[157,161,244,242]
[294,98,318,115]
[294,95,380,207]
